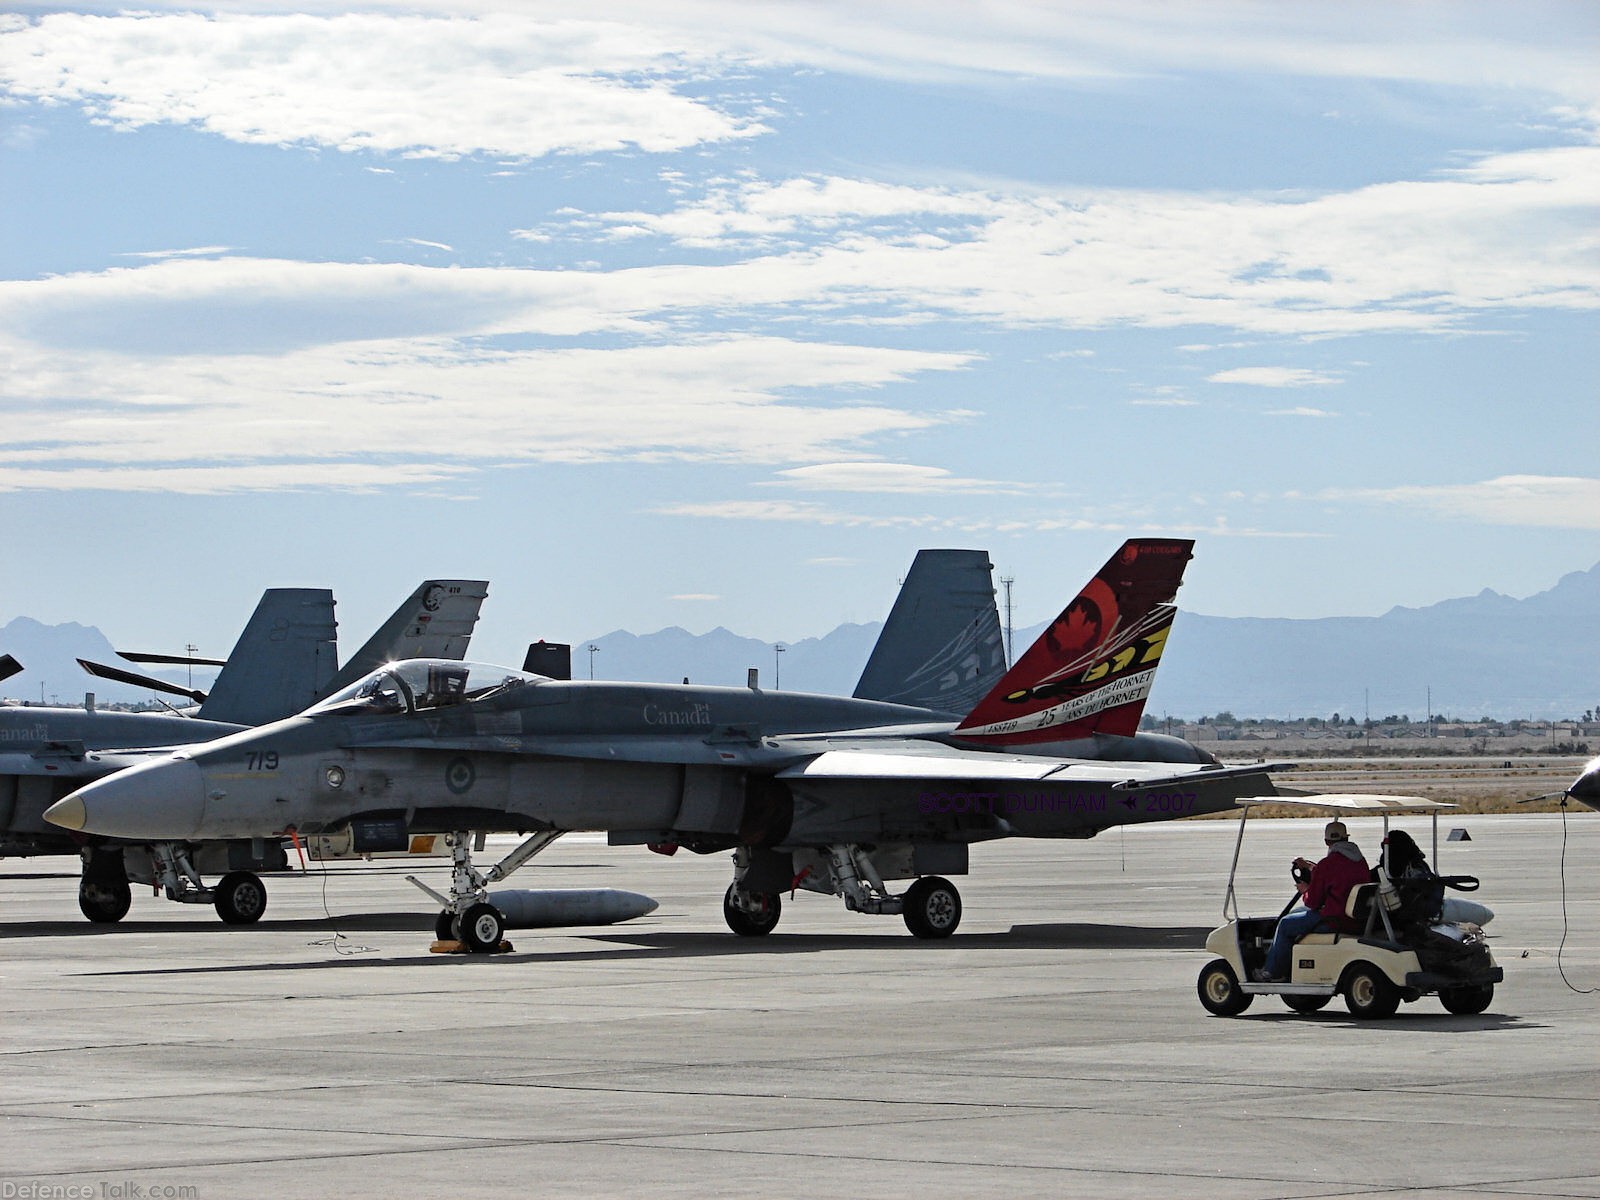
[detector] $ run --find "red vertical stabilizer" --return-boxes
[953,538,1193,745]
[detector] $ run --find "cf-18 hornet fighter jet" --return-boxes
[3,580,486,923]
[1569,756,1600,812]
[55,540,1268,952]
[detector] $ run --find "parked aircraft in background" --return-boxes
[55,539,1287,953]
[1570,756,1600,811]
[2,580,486,923]
[851,548,1006,713]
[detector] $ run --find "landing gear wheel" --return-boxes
[79,876,132,924]
[1440,982,1494,1015]
[214,871,267,925]
[1343,963,1400,1020]
[723,884,781,936]
[1197,958,1253,1016]
[902,875,961,939]
[1282,993,1332,1014]
[434,910,459,941]
[459,902,505,953]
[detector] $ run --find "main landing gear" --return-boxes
[722,843,963,940]
[148,842,268,924]
[408,829,564,954]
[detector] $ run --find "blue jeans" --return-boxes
[1264,907,1328,978]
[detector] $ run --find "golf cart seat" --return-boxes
[1291,883,1379,949]
[1345,882,1377,930]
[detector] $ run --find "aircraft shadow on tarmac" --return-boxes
[67,919,1218,976]
[0,912,432,938]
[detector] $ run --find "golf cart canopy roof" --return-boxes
[1234,794,1454,813]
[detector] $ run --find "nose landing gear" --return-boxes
[408,828,564,954]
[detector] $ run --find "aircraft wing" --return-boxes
[756,743,1282,845]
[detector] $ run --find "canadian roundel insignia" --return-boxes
[445,756,476,794]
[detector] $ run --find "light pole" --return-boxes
[999,574,1015,666]
[587,644,598,680]
[774,644,785,690]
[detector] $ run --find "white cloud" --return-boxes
[0,321,974,490]
[0,461,474,495]
[651,499,1324,538]
[561,154,1600,336]
[651,499,947,528]
[768,463,1022,495]
[1320,475,1600,529]
[1267,406,1338,418]
[0,12,765,160]
[118,246,235,260]
[670,593,720,602]
[1209,367,1340,387]
[10,5,1594,167]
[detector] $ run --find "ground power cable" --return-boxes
[1521,789,1597,996]
[1555,797,1595,995]
[288,829,376,956]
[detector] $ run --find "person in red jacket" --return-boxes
[1254,820,1370,982]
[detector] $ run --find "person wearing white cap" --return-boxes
[1254,819,1370,982]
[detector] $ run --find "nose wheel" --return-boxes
[214,871,268,925]
[723,884,782,936]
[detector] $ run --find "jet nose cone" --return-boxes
[48,757,208,840]
[44,794,86,831]
[1572,756,1600,812]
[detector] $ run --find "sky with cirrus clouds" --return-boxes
[1,1,1595,673]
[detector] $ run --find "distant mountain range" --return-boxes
[4,563,1595,719]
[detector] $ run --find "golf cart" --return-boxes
[1197,796,1502,1020]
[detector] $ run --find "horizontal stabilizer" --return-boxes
[77,657,206,704]
[0,654,22,684]
[116,650,227,667]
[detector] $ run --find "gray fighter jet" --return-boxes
[1568,755,1600,811]
[56,540,1269,951]
[3,580,486,922]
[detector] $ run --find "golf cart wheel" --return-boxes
[1440,982,1494,1015]
[1197,958,1253,1016]
[902,876,962,939]
[459,902,505,953]
[1343,962,1400,1020]
[79,876,132,924]
[723,884,781,936]
[1282,993,1332,1014]
[434,910,458,941]
[214,871,267,925]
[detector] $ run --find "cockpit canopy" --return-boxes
[308,660,543,716]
